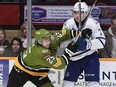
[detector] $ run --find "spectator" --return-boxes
[0,28,15,57]
[98,15,116,58]
[0,28,10,54]
[11,37,25,57]
[18,22,35,48]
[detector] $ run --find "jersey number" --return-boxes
[46,56,55,64]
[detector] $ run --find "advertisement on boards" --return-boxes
[24,5,73,24]
[48,60,116,87]
[0,60,9,87]
[0,59,14,87]
[91,6,116,25]
[0,58,116,87]
[24,5,116,25]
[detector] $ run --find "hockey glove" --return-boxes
[63,42,78,59]
[81,28,92,39]
[76,36,87,51]
[67,42,78,52]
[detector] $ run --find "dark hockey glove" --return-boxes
[63,42,78,59]
[81,28,92,39]
[67,42,78,53]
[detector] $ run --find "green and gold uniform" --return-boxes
[7,29,78,87]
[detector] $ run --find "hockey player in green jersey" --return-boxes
[7,28,78,87]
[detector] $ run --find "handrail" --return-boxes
[0,57,16,60]
[99,58,116,61]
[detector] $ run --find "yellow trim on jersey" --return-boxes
[53,58,62,67]
[61,29,66,36]
[14,58,48,76]
[76,31,79,36]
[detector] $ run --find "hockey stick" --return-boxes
[81,0,98,29]
[78,0,82,31]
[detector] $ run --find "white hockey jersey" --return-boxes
[62,17,106,61]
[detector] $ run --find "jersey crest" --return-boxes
[42,49,49,54]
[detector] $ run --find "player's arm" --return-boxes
[89,23,106,49]
[50,29,78,50]
[43,55,68,69]
[62,24,106,61]
[53,29,78,42]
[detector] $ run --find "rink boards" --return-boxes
[0,57,116,87]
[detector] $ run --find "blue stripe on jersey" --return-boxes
[96,37,106,47]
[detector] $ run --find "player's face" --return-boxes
[42,39,50,48]
[73,11,86,22]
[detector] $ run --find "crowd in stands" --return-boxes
[0,22,35,57]
[0,14,116,58]
[98,15,116,58]
[0,1,116,58]
[0,28,24,57]
[18,22,35,48]
[0,28,12,56]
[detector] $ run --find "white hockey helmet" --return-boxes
[73,2,89,14]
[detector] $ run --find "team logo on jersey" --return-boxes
[42,49,49,53]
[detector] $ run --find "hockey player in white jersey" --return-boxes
[62,2,106,87]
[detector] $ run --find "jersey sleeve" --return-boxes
[44,55,68,69]
[62,21,69,29]
[90,22,106,49]
[84,18,106,50]
[62,18,77,30]
[50,29,78,50]
[54,29,78,42]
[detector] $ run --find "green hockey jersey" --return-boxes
[14,29,78,76]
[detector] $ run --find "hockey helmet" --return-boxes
[73,2,89,21]
[35,29,51,44]
[73,2,89,14]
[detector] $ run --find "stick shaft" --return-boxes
[72,0,98,44]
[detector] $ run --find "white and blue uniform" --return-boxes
[62,17,105,83]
